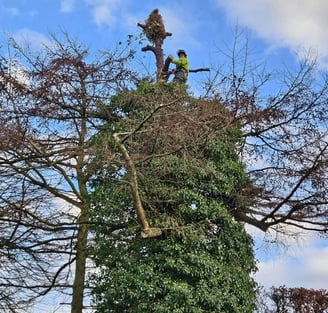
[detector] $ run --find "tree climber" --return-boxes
[168,49,189,83]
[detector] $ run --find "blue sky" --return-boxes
[1,0,328,311]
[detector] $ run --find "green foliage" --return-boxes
[89,82,257,313]
[91,221,256,312]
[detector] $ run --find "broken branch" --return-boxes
[113,133,162,238]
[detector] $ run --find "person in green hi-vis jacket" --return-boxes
[168,49,189,83]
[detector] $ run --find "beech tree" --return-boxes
[0,33,136,313]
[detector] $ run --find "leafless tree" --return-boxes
[202,29,328,235]
[0,32,137,313]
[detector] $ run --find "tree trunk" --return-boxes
[71,209,89,313]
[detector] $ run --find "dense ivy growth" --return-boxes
[89,83,257,313]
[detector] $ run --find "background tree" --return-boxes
[203,31,328,234]
[0,33,137,313]
[256,285,328,312]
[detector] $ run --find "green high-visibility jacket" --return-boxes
[172,57,189,72]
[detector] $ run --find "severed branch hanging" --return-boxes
[113,132,162,238]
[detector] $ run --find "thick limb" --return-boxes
[113,133,162,238]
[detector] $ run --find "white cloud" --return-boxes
[256,246,328,289]
[12,29,53,51]
[84,0,120,26]
[60,0,75,13]
[254,235,328,289]
[5,7,19,16]
[216,0,328,67]
[247,224,328,289]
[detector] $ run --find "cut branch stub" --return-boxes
[137,9,172,46]
[189,68,210,73]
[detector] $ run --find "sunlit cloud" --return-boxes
[216,0,328,67]
[247,221,328,289]
[256,244,328,289]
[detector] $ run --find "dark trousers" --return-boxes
[173,69,188,83]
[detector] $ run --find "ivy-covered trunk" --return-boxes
[89,83,258,312]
